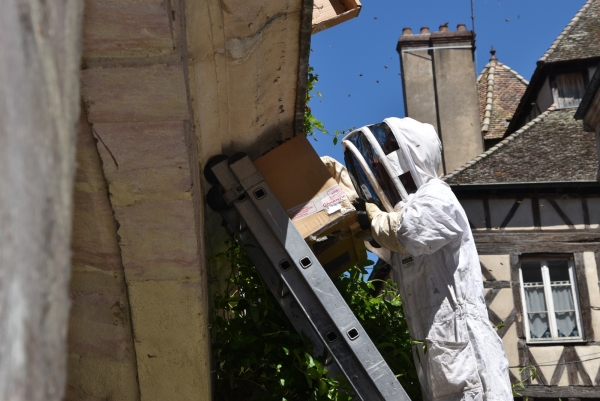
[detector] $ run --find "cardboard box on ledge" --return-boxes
[254,135,367,277]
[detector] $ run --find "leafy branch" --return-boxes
[211,237,422,400]
[304,66,354,146]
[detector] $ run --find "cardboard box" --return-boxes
[306,221,367,277]
[253,135,367,276]
[312,0,362,34]
[254,135,356,239]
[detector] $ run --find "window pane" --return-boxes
[555,312,579,337]
[548,259,570,282]
[524,287,547,312]
[528,313,550,339]
[521,261,543,283]
[552,285,574,311]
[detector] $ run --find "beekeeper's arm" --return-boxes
[366,196,462,256]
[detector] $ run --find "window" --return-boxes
[550,72,587,109]
[519,257,583,342]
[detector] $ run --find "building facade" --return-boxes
[399,0,600,399]
[444,1,600,398]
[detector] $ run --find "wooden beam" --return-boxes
[510,255,525,338]
[571,347,593,386]
[547,199,576,229]
[565,346,579,385]
[475,232,600,244]
[550,348,567,386]
[480,261,497,281]
[526,347,548,385]
[484,288,500,305]
[574,252,594,341]
[519,385,600,398]
[496,309,517,339]
[499,198,524,230]
[582,197,590,229]
[483,281,511,289]
[483,198,492,230]
[518,339,530,383]
[487,308,503,327]
[532,196,542,230]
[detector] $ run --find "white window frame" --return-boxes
[519,258,584,343]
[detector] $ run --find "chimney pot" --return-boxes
[420,26,430,34]
[439,24,449,32]
[457,23,467,31]
[402,27,413,36]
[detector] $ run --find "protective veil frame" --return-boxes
[342,119,423,212]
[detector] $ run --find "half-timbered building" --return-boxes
[443,1,600,399]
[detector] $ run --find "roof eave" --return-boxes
[575,60,600,120]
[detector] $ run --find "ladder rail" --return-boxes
[211,156,410,401]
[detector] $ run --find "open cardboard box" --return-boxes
[254,135,367,277]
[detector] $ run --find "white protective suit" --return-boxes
[343,118,512,401]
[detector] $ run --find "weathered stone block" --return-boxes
[83,0,173,57]
[126,279,210,401]
[115,199,201,280]
[66,352,139,401]
[92,121,192,206]
[71,189,123,271]
[81,64,189,123]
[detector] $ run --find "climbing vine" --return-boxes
[211,237,422,401]
[304,66,353,145]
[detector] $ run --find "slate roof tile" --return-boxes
[444,107,599,184]
[540,0,600,64]
[477,50,528,140]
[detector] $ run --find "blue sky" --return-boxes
[307,0,586,161]
[306,0,587,271]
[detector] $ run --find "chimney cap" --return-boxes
[439,22,449,32]
[457,23,467,31]
[420,26,430,34]
[402,27,413,36]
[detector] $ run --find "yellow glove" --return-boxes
[365,202,383,221]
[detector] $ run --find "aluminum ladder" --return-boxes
[205,153,411,401]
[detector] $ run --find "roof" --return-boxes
[444,106,599,184]
[477,49,528,140]
[539,0,600,64]
[507,0,600,134]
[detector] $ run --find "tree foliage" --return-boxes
[211,237,422,400]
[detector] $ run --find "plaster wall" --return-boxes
[588,197,600,229]
[431,42,483,173]
[461,199,486,230]
[539,197,584,230]
[489,288,513,321]
[528,346,566,385]
[501,324,519,378]
[400,49,439,134]
[584,252,600,337]
[536,77,554,115]
[479,254,511,281]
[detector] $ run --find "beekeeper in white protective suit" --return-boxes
[342,117,512,401]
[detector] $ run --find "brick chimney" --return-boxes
[397,24,483,174]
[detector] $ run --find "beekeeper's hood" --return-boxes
[342,117,442,212]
